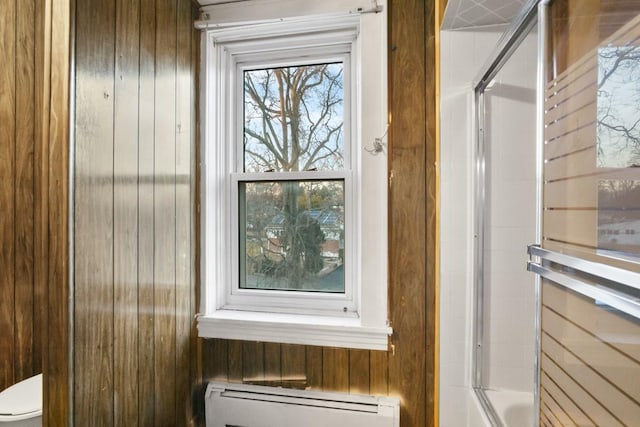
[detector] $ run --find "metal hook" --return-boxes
[365,123,389,155]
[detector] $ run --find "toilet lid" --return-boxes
[0,374,42,416]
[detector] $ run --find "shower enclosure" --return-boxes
[473,0,640,425]
[472,2,541,426]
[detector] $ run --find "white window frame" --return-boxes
[198,0,391,350]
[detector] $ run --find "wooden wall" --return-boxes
[0,0,72,424]
[72,0,198,425]
[0,0,44,392]
[200,0,439,426]
[6,0,438,424]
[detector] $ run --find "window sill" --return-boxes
[197,310,392,350]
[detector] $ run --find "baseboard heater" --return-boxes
[205,382,400,427]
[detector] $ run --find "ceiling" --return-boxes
[196,0,527,29]
[441,0,527,30]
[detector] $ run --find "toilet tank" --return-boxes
[0,374,42,426]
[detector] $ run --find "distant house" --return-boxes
[264,208,344,259]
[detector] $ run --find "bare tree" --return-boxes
[597,45,640,167]
[241,63,345,289]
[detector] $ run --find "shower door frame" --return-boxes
[471,1,548,426]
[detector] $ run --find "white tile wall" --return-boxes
[439,28,504,427]
[439,24,538,426]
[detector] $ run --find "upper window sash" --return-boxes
[236,51,353,174]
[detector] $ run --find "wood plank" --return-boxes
[389,0,427,425]
[305,345,323,389]
[281,344,305,388]
[425,1,437,424]
[74,0,116,422]
[228,340,243,383]
[175,0,194,424]
[37,0,54,422]
[369,350,388,395]
[46,0,71,422]
[263,343,282,386]
[242,341,265,384]
[190,0,202,398]
[0,0,17,391]
[14,0,36,383]
[202,339,228,382]
[322,347,349,392]
[33,0,49,384]
[113,0,140,424]
[348,349,370,395]
[153,0,178,424]
[137,0,156,423]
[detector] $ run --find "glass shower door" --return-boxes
[528,1,640,425]
[473,8,539,427]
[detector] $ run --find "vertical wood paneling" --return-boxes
[175,1,196,424]
[71,0,197,424]
[33,0,49,395]
[46,0,71,422]
[370,351,389,395]
[228,340,244,383]
[388,0,427,426]
[242,342,265,383]
[306,345,323,389]
[14,0,36,383]
[281,344,305,388]
[137,0,156,423]
[202,339,229,382]
[0,0,17,391]
[153,0,178,423]
[113,0,140,424]
[0,0,52,396]
[322,348,349,392]
[74,0,116,422]
[349,350,370,394]
[424,1,437,425]
[264,343,282,385]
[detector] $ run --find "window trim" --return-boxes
[198,0,391,350]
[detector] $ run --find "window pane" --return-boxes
[239,180,345,293]
[243,63,344,172]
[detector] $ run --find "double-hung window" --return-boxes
[198,0,390,350]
